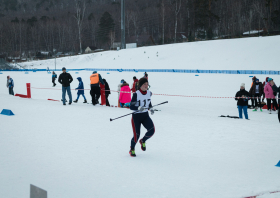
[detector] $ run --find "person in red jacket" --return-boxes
[131,76,138,92]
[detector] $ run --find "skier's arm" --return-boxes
[99,74,104,85]
[58,74,62,84]
[69,74,73,84]
[272,84,280,93]
[130,93,138,111]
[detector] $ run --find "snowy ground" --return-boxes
[19,35,280,71]
[1,70,280,198]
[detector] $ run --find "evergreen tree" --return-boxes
[97,11,115,46]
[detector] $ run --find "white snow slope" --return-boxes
[1,36,280,198]
[20,36,280,71]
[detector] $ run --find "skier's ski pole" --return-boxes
[110,101,168,122]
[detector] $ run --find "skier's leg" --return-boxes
[267,99,271,110]
[66,86,72,103]
[141,114,155,142]
[62,86,66,104]
[238,105,243,119]
[131,114,141,150]
[243,106,248,119]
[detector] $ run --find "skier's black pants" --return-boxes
[252,93,261,108]
[52,78,56,86]
[267,98,278,110]
[105,94,110,106]
[90,85,100,105]
[131,112,155,150]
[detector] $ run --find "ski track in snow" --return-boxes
[1,37,280,198]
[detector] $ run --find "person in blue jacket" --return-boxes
[6,76,14,95]
[73,77,87,103]
[52,71,57,87]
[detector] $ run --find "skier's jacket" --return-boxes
[235,89,250,106]
[75,77,84,95]
[7,78,14,88]
[131,79,139,92]
[90,71,104,86]
[264,83,275,99]
[119,83,131,104]
[249,82,264,96]
[103,79,111,95]
[58,72,73,87]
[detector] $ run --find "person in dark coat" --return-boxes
[103,79,111,106]
[73,77,87,103]
[270,80,280,122]
[58,67,73,105]
[235,83,250,119]
[90,71,104,105]
[52,71,57,87]
[249,78,264,111]
[131,76,139,92]
[6,76,14,95]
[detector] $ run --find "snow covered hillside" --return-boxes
[1,36,280,198]
[20,35,280,71]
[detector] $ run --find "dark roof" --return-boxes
[127,35,155,45]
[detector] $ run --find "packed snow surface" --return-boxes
[1,37,280,198]
[20,36,280,71]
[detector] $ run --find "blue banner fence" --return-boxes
[1,68,279,75]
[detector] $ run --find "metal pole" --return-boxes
[121,0,126,49]
[55,56,56,70]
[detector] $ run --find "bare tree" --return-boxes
[169,0,182,43]
[73,0,87,54]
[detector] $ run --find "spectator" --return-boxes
[131,76,139,92]
[118,79,125,100]
[144,72,148,79]
[103,79,111,106]
[6,76,14,95]
[262,77,269,102]
[52,71,57,87]
[264,78,278,114]
[249,78,263,111]
[235,83,250,120]
[119,81,131,107]
[271,80,280,121]
[58,67,73,105]
[90,71,104,105]
[73,77,87,103]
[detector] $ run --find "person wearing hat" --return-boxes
[249,78,264,111]
[58,67,73,105]
[131,76,139,92]
[119,81,131,108]
[73,77,87,103]
[235,83,250,119]
[90,71,104,105]
[262,77,270,102]
[129,77,155,157]
[103,79,111,106]
[264,78,278,114]
[6,76,14,95]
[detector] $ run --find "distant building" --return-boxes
[85,46,97,53]
[127,35,155,47]
[36,51,52,59]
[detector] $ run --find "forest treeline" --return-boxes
[0,0,279,57]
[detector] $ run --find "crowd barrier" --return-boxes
[1,68,280,75]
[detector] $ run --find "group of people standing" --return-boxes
[235,76,280,121]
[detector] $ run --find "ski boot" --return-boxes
[73,100,78,103]
[129,149,136,157]
[139,139,146,151]
[83,100,87,103]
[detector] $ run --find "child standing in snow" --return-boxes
[129,78,155,157]
[73,77,87,103]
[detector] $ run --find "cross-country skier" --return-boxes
[129,77,155,157]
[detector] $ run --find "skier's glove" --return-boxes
[138,106,145,112]
[150,108,154,115]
